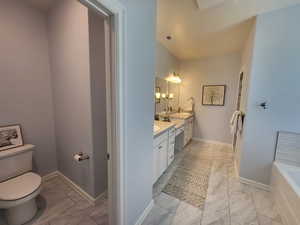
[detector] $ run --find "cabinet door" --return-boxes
[169,128,176,146]
[158,140,168,177]
[168,143,175,166]
[153,145,159,184]
[190,120,193,140]
[188,121,192,141]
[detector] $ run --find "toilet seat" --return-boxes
[0,172,41,201]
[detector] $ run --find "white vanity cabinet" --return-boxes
[153,126,176,184]
[153,139,168,183]
[153,132,168,184]
[168,127,176,166]
[184,117,194,146]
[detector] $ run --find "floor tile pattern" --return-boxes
[145,141,283,225]
[0,176,108,225]
[163,144,212,208]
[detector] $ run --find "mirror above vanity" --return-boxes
[155,77,180,115]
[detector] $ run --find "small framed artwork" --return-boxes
[0,125,24,151]
[202,85,226,106]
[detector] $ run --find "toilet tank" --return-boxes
[0,144,35,182]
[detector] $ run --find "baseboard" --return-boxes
[234,159,239,177]
[192,137,233,148]
[240,177,271,191]
[94,190,108,205]
[42,170,105,205]
[134,200,154,225]
[57,171,98,204]
[42,171,60,182]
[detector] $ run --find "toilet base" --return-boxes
[5,198,37,225]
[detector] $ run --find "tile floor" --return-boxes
[0,176,108,225]
[145,141,283,225]
[0,141,282,225]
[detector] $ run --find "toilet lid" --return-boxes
[0,172,41,201]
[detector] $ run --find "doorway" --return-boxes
[0,0,126,224]
[80,1,126,225]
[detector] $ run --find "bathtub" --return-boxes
[271,162,300,225]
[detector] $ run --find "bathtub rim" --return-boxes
[273,161,300,198]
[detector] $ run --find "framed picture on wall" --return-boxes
[202,85,226,106]
[0,125,24,151]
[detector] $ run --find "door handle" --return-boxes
[259,101,268,109]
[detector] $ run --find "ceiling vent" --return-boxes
[195,0,225,10]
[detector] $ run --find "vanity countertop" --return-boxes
[153,121,175,137]
[171,120,185,129]
[169,112,194,120]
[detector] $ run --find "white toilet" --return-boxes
[0,144,42,225]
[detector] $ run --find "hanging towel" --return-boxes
[230,110,243,134]
[237,113,243,134]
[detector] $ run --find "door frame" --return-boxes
[233,70,244,150]
[79,1,127,225]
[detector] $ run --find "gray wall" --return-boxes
[88,9,108,197]
[0,1,57,175]
[155,42,181,114]
[240,4,300,184]
[235,24,256,173]
[118,0,157,224]
[48,0,96,196]
[180,53,241,144]
[156,41,180,78]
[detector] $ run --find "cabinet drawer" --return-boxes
[154,131,168,147]
[157,140,168,151]
[184,135,189,146]
[153,139,168,183]
[168,144,175,156]
[169,135,175,145]
[169,127,176,136]
[168,154,174,166]
[175,127,184,136]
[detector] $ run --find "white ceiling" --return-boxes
[157,0,300,60]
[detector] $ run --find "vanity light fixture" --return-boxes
[166,72,182,84]
[161,93,167,99]
[155,92,161,99]
[168,93,174,99]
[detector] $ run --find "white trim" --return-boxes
[79,1,127,225]
[134,200,154,225]
[94,190,108,205]
[43,171,106,205]
[42,171,59,182]
[192,137,233,148]
[234,158,239,177]
[240,177,270,191]
[57,172,97,204]
[80,0,110,17]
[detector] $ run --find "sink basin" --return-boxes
[170,112,192,119]
[153,125,160,132]
[180,112,192,116]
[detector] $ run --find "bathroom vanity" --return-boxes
[169,113,194,147]
[152,113,193,184]
[153,121,175,184]
[153,77,194,183]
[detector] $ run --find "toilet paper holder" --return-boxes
[73,152,90,162]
